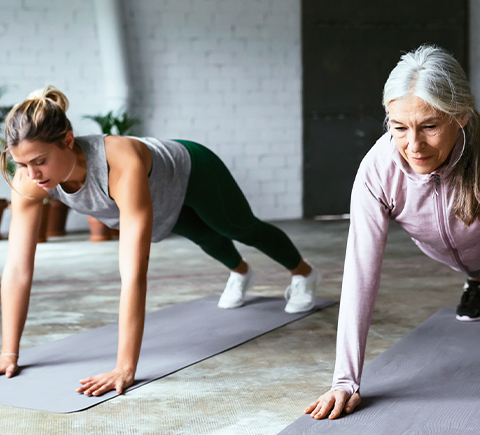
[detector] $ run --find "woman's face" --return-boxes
[9,134,74,191]
[388,95,468,174]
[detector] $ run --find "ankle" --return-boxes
[232,260,249,275]
[290,260,312,277]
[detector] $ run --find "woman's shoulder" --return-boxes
[103,135,150,156]
[104,135,152,175]
[361,131,394,164]
[352,131,409,208]
[12,170,50,203]
[357,132,398,178]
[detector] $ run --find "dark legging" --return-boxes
[171,140,302,270]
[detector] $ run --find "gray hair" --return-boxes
[383,45,480,226]
[383,45,474,118]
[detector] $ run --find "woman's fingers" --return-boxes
[5,363,18,378]
[77,378,94,389]
[77,378,112,396]
[76,369,133,396]
[305,390,359,420]
[328,398,346,419]
[78,381,109,396]
[78,376,93,385]
[115,378,125,394]
[304,399,320,414]
[90,382,112,397]
[345,392,361,414]
[316,397,336,419]
[0,358,18,378]
[76,375,104,395]
[305,395,335,419]
[75,381,95,394]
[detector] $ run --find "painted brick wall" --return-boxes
[123,0,303,220]
[0,0,302,234]
[0,0,104,231]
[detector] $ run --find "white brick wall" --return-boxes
[0,0,302,234]
[0,0,105,231]
[124,0,303,220]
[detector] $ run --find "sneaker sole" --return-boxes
[456,314,480,322]
[284,299,316,314]
[218,300,245,309]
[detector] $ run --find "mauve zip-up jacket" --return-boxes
[332,130,480,395]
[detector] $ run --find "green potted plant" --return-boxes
[83,110,139,136]
[83,110,140,241]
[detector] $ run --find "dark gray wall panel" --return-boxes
[303,0,468,216]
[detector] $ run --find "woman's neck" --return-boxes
[60,142,87,193]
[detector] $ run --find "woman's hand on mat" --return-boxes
[305,390,361,420]
[76,367,134,396]
[0,355,18,378]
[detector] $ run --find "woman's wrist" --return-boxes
[0,352,19,358]
[114,363,136,376]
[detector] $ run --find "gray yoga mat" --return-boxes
[279,308,480,434]
[0,295,334,413]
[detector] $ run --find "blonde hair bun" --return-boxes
[27,85,69,113]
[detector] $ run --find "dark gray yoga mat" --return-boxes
[279,308,480,434]
[0,295,334,413]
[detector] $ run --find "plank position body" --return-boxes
[0,86,318,396]
[306,45,480,419]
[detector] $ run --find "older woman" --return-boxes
[305,45,480,420]
[0,86,318,396]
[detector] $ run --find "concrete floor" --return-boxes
[0,219,464,434]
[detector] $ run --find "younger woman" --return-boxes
[0,86,318,396]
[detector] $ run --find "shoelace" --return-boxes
[284,282,302,300]
[226,273,250,294]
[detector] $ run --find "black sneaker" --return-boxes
[456,279,480,321]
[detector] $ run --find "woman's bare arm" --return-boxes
[0,172,49,376]
[76,136,153,396]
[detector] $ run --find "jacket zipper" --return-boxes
[432,174,469,272]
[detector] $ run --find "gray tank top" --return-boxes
[47,135,191,242]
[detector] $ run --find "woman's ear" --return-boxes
[457,114,469,128]
[64,130,75,150]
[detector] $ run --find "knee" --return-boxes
[230,222,264,247]
[191,232,230,250]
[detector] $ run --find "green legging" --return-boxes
[171,140,302,270]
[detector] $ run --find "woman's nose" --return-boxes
[408,130,425,153]
[28,166,41,180]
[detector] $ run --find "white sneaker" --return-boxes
[284,268,319,313]
[218,267,255,309]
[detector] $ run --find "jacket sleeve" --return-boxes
[331,158,391,395]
